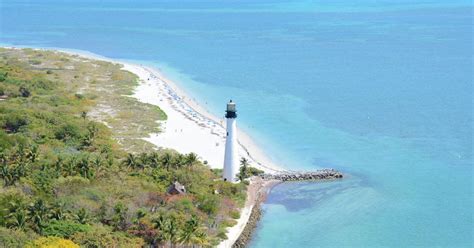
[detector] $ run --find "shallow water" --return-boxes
[1,0,472,247]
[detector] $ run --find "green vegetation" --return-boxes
[0,48,247,247]
[238,158,264,182]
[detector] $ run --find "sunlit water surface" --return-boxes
[1,1,472,247]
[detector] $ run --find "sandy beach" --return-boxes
[3,45,286,247]
[119,61,284,248]
[3,46,344,247]
[31,47,283,174]
[9,47,283,247]
[124,63,283,174]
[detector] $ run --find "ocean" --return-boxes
[1,0,472,247]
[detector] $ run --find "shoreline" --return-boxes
[1,45,283,247]
[1,46,346,247]
[129,64,283,173]
[217,178,282,248]
[230,178,282,248]
[1,45,283,173]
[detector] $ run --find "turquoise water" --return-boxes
[1,0,472,247]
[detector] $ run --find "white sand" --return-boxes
[124,63,282,173]
[3,46,284,247]
[119,64,283,248]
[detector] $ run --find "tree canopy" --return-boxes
[0,48,247,247]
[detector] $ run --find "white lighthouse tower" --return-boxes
[223,100,239,183]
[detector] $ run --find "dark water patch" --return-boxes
[264,179,361,212]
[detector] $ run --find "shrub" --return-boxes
[0,130,15,150]
[221,219,237,227]
[74,93,84,100]
[197,194,219,216]
[32,79,55,93]
[0,227,38,248]
[248,167,265,176]
[25,236,79,248]
[0,71,7,82]
[19,86,31,97]
[43,220,91,238]
[71,224,144,248]
[53,176,90,195]
[30,168,58,195]
[216,229,228,240]
[54,124,82,141]
[3,113,29,133]
[173,197,194,212]
[229,210,241,219]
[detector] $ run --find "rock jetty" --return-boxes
[262,168,343,181]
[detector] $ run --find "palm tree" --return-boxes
[82,121,99,148]
[26,144,39,163]
[185,153,198,169]
[64,155,77,176]
[91,155,104,177]
[123,153,137,169]
[75,207,89,224]
[8,209,27,230]
[28,199,49,234]
[153,214,166,227]
[172,154,185,169]
[91,154,102,167]
[148,152,160,169]
[179,215,208,247]
[54,156,64,174]
[153,214,179,248]
[0,150,6,163]
[238,158,249,182]
[0,153,9,186]
[112,203,128,231]
[0,161,14,186]
[16,159,29,177]
[0,158,21,186]
[138,153,149,169]
[5,200,27,230]
[82,133,94,147]
[77,155,94,179]
[165,215,179,248]
[240,157,249,167]
[152,214,168,245]
[50,202,67,221]
[160,152,173,171]
[15,143,26,163]
[87,122,98,138]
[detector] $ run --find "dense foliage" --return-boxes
[0,49,247,247]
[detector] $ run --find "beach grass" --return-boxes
[0,47,166,153]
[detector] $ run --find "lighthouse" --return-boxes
[223,100,239,183]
